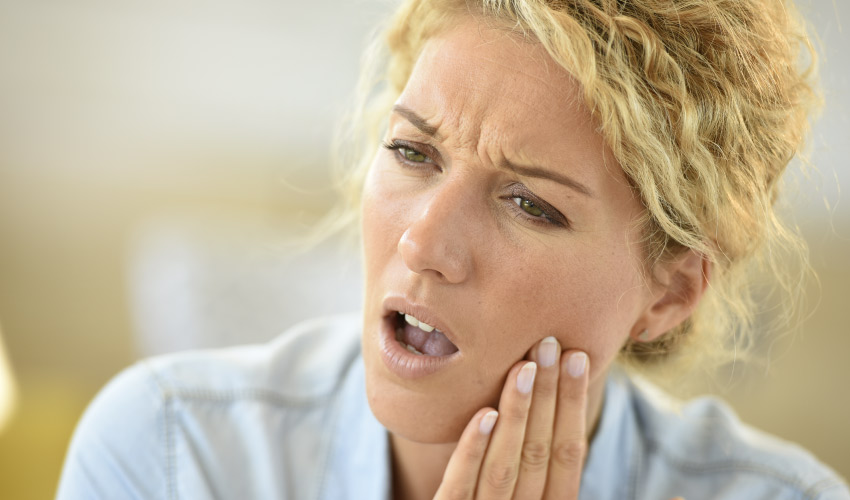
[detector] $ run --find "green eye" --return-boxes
[401,147,428,163]
[514,197,544,217]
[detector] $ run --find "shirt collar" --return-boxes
[319,355,391,500]
[579,367,640,500]
[319,357,639,500]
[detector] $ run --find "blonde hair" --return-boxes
[328,0,818,388]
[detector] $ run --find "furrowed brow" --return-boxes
[392,105,442,140]
[501,160,595,198]
[392,104,593,198]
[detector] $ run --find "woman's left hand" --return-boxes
[434,336,590,499]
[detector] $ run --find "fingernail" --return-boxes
[567,352,587,378]
[517,362,537,394]
[479,410,498,435]
[538,336,558,367]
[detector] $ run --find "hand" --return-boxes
[435,336,589,499]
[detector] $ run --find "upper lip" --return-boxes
[382,295,460,348]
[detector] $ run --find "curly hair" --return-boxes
[328,0,819,388]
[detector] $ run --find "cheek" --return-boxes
[360,167,405,280]
[477,242,646,377]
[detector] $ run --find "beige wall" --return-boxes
[1,1,848,498]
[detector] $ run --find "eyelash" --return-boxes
[381,139,569,229]
[508,192,564,227]
[382,140,437,168]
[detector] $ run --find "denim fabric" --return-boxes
[57,314,848,500]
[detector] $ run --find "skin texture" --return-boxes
[359,15,706,500]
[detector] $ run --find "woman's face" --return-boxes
[360,17,655,443]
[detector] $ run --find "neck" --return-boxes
[389,371,608,500]
[390,433,456,500]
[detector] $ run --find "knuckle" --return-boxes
[484,461,518,491]
[552,440,586,469]
[534,377,558,396]
[520,440,551,468]
[502,403,528,421]
[440,485,468,500]
[457,447,482,466]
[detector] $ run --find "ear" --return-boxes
[632,249,711,342]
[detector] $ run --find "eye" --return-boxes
[507,185,570,229]
[382,140,434,165]
[400,147,428,163]
[513,197,545,218]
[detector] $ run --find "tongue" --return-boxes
[401,323,459,356]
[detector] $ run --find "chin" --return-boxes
[364,371,479,443]
[361,332,501,443]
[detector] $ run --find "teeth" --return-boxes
[404,314,419,328]
[402,313,436,333]
[400,341,424,355]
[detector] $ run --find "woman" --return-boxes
[58,0,848,499]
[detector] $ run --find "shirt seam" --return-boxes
[645,438,830,498]
[140,358,350,500]
[315,356,364,500]
[314,388,344,500]
[164,396,176,500]
[806,477,850,498]
[151,387,333,408]
[628,432,641,500]
[144,362,177,500]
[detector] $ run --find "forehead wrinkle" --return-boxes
[436,49,582,146]
[424,21,576,104]
[472,52,574,103]
[448,80,528,169]
[400,48,490,152]
[465,17,578,103]
[428,78,574,183]
[452,94,486,152]
[426,74,546,161]
[425,79,487,154]
[401,17,602,184]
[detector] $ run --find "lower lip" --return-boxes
[378,316,462,379]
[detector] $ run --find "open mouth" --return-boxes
[391,311,459,357]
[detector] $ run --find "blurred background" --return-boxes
[0,0,847,497]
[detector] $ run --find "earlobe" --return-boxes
[632,249,711,342]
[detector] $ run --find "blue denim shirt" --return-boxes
[57,314,849,499]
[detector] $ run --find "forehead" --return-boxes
[395,16,610,172]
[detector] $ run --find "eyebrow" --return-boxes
[501,160,595,198]
[392,104,595,198]
[392,105,442,140]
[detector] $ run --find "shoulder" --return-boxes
[57,313,363,499]
[623,374,849,500]
[57,357,168,499]
[142,312,362,402]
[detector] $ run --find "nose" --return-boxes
[397,181,474,284]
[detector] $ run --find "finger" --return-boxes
[434,408,499,500]
[513,337,561,500]
[544,350,589,499]
[476,361,537,499]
